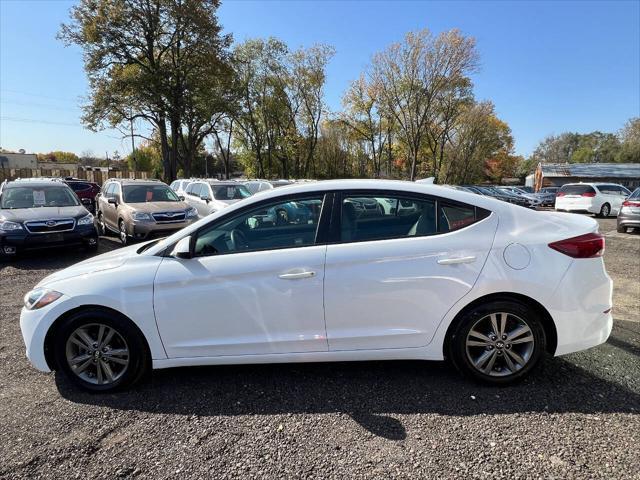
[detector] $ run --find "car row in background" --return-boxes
[0,178,98,258]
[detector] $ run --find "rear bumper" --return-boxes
[549,257,613,356]
[1,226,98,254]
[617,211,640,227]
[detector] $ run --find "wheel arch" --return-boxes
[443,292,557,359]
[43,305,151,371]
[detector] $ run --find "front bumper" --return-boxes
[20,304,58,372]
[1,225,98,254]
[128,218,196,240]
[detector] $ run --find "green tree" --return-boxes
[60,0,231,182]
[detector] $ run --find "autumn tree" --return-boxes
[370,29,479,180]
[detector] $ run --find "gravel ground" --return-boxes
[1,217,639,479]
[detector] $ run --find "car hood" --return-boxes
[36,242,144,287]
[0,206,88,222]
[215,199,242,206]
[127,201,190,213]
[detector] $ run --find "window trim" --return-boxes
[182,191,334,258]
[328,189,491,245]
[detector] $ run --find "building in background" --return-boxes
[0,152,38,170]
[531,163,640,191]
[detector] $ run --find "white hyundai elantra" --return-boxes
[19,180,613,392]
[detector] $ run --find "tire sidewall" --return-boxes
[53,309,148,392]
[118,219,128,246]
[450,300,546,385]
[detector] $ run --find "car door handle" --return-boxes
[437,255,477,265]
[278,270,316,280]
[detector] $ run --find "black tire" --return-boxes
[617,224,626,233]
[118,219,128,246]
[448,300,546,386]
[53,308,150,392]
[96,211,106,236]
[598,203,610,218]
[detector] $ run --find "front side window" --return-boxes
[1,186,80,209]
[211,184,251,200]
[123,185,180,203]
[194,195,325,257]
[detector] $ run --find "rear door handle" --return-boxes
[278,270,316,280]
[437,255,476,265]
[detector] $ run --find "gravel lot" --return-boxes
[1,215,639,479]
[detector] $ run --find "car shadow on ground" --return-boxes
[56,340,639,441]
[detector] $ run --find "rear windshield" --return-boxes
[123,185,180,203]
[1,186,80,209]
[559,185,595,195]
[211,184,251,201]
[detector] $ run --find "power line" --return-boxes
[1,99,81,112]
[1,115,81,127]
[0,89,80,104]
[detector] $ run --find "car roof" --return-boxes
[3,180,70,189]
[106,179,165,186]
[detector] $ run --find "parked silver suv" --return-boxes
[96,179,198,245]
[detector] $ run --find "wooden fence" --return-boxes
[0,168,151,186]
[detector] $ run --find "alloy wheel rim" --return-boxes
[602,205,609,216]
[65,323,130,385]
[119,223,126,243]
[465,312,535,377]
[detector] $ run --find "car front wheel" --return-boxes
[119,220,128,246]
[598,203,610,218]
[449,300,546,385]
[54,309,149,392]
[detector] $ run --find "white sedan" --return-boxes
[20,180,613,392]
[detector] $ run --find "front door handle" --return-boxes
[278,270,316,280]
[437,255,477,265]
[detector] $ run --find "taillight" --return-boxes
[622,200,640,207]
[556,192,565,197]
[549,232,604,258]
[581,192,596,197]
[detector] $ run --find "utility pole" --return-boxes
[129,118,137,171]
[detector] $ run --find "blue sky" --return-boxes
[1,0,639,158]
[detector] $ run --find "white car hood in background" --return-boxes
[36,243,142,287]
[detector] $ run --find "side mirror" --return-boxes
[107,197,117,205]
[201,195,211,203]
[171,236,192,259]
[179,195,185,201]
[81,198,92,205]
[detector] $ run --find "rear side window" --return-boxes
[559,185,595,195]
[68,182,90,192]
[339,193,489,243]
[630,189,640,199]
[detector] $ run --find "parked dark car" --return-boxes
[0,179,98,258]
[617,187,640,233]
[463,185,529,208]
[535,187,560,207]
[62,178,101,213]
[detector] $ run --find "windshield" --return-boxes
[1,186,80,209]
[211,184,251,201]
[123,185,180,203]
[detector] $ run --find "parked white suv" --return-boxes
[184,180,252,217]
[555,183,631,217]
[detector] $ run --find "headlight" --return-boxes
[132,212,152,221]
[0,220,23,231]
[23,288,63,310]
[76,214,94,225]
[185,207,198,218]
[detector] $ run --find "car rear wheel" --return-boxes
[54,309,149,392]
[449,300,546,385]
[617,224,627,233]
[598,203,610,218]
